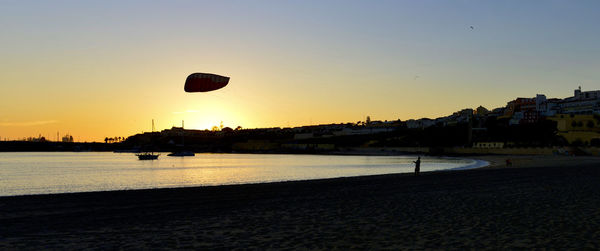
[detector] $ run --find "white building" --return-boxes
[559,87,600,114]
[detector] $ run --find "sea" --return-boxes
[0,152,488,196]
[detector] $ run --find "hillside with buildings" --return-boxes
[4,88,600,154]
[115,88,600,155]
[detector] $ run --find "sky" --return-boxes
[1,0,600,142]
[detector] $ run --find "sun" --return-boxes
[171,105,245,131]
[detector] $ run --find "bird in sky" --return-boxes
[470,26,474,29]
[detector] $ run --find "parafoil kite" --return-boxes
[184,73,229,92]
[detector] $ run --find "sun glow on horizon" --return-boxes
[166,104,246,132]
[1,1,600,141]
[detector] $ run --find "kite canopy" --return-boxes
[184,73,229,92]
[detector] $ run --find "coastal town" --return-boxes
[4,1,600,249]
[6,88,599,155]
[112,87,600,154]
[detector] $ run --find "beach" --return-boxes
[1,155,599,249]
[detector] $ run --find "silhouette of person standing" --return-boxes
[413,156,421,176]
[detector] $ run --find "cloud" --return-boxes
[0,120,58,127]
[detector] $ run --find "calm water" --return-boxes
[0,152,487,196]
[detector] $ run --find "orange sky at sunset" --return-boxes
[2,1,599,142]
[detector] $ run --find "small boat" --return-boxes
[136,120,159,160]
[167,151,195,157]
[137,152,160,160]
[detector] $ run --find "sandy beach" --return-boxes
[1,155,600,250]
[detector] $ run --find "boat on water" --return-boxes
[137,152,160,160]
[167,151,195,157]
[137,119,160,160]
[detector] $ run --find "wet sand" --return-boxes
[2,156,600,249]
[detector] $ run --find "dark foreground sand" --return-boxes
[2,157,600,250]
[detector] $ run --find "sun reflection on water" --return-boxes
[0,152,484,196]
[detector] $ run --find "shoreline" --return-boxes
[0,153,489,198]
[2,157,600,249]
[2,154,597,198]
